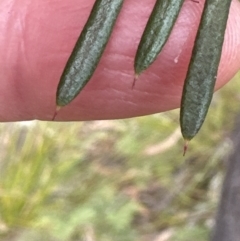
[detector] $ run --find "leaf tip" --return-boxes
[183,139,190,156]
[132,73,139,89]
[52,106,61,121]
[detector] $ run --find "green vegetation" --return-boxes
[0,72,240,241]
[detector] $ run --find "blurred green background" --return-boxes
[0,72,240,241]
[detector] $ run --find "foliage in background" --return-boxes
[0,71,239,241]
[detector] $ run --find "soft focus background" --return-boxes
[0,71,240,241]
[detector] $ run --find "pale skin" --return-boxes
[0,0,240,122]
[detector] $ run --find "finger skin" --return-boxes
[0,0,240,121]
